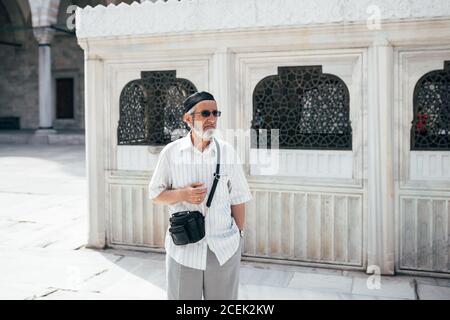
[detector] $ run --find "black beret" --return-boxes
[183,91,215,114]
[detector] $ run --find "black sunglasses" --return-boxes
[190,110,222,118]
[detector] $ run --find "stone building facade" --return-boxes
[76,0,450,278]
[0,0,140,130]
[2,0,449,278]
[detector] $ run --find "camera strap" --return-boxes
[206,138,221,208]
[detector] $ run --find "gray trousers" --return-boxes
[166,242,241,300]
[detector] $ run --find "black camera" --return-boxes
[169,211,205,246]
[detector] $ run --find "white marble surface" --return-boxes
[0,144,448,300]
[239,267,294,288]
[238,284,403,300]
[417,284,450,300]
[351,277,416,299]
[76,0,450,39]
[288,273,353,293]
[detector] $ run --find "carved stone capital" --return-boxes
[33,26,55,46]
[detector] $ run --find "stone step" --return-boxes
[0,130,85,145]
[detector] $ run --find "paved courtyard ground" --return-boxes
[0,144,449,300]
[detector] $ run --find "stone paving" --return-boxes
[0,144,449,300]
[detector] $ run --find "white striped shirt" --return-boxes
[148,132,252,270]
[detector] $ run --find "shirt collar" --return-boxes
[179,132,193,151]
[180,131,216,155]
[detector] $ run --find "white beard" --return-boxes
[192,126,215,141]
[202,128,216,140]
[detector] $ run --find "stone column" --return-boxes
[212,48,247,163]
[34,27,56,133]
[212,48,232,131]
[84,53,107,249]
[367,35,396,275]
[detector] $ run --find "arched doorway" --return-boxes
[0,0,35,130]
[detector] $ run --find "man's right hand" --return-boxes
[181,182,208,205]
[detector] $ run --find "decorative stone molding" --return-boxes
[410,151,450,181]
[76,0,450,39]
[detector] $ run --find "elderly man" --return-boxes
[148,91,252,300]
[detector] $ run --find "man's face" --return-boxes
[184,100,218,140]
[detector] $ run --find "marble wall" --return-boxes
[77,0,450,277]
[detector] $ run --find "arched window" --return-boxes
[251,66,352,150]
[118,71,197,145]
[411,61,450,151]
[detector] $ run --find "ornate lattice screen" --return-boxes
[251,66,352,150]
[411,61,450,151]
[118,71,197,145]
